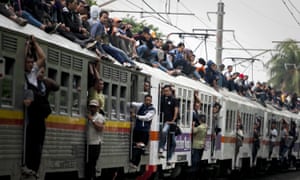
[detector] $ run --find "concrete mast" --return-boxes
[216,1,225,66]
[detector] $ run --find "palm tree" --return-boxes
[267,39,300,94]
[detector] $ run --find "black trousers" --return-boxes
[86,144,101,179]
[25,120,46,172]
[130,130,149,166]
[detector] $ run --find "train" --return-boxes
[0,14,300,180]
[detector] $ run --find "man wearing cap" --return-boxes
[86,99,105,180]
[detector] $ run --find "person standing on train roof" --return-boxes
[129,94,156,169]
[86,99,105,180]
[158,85,179,164]
[22,35,59,178]
[268,121,278,160]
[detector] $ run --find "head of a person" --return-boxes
[198,58,206,66]
[144,80,151,92]
[89,99,99,113]
[163,85,173,97]
[199,114,206,123]
[94,78,104,91]
[227,65,233,72]
[219,64,225,71]
[77,0,89,14]
[213,102,222,114]
[99,10,109,24]
[194,101,201,111]
[24,55,35,72]
[177,42,185,52]
[144,94,152,106]
[112,17,122,27]
[66,0,78,11]
[271,121,276,129]
[142,27,151,40]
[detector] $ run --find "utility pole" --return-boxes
[216,1,225,66]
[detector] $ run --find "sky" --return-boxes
[96,0,300,83]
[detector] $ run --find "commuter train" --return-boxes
[0,14,300,180]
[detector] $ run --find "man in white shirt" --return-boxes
[86,99,105,180]
[269,121,278,159]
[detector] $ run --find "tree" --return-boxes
[121,15,163,38]
[267,39,300,94]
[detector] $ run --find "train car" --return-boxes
[1,13,300,180]
[0,14,151,180]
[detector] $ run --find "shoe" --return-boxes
[133,65,142,71]
[136,142,145,148]
[129,162,138,169]
[15,17,27,26]
[21,166,35,175]
[44,25,56,33]
[86,41,97,50]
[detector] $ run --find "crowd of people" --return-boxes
[1,0,299,113]
[2,0,299,179]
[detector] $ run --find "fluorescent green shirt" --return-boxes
[192,123,208,149]
[88,87,105,110]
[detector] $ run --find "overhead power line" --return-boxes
[282,0,300,26]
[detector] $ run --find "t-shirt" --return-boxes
[192,123,208,149]
[270,128,278,142]
[160,95,179,122]
[88,112,105,145]
[88,87,105,111]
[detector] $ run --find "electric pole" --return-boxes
[216,1,224,66]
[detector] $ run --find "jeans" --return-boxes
[159,123,176,160]
[21,10,42,28]
[102,44,135,65]
[191,148,204,171]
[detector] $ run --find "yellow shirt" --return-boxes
[192,123,208,149]
[88,87,105,110]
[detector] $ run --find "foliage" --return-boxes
[121,15,163,38]
[267,39,300,94]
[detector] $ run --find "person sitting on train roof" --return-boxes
[110,17,139,58]
[204,60,219,92]
[12,0,58,33]
[60,0,96,48]
[0,0,27,26]
[217,64,227,88]
[77,0,90,31]
[89,10,141,70]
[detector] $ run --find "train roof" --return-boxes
[0,15,102,60]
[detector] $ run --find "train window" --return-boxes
[0,57,14,107]
[225,110,230,132]
[111,99,117,120]
[60,90,68,114]
[120,86,126,98]
[72,75,81,115]
[112,84,118,97]
[48,68,57,112]
[60,72,69,87]
[119,100,126,120]
[232,110,236,131]
[59,72,69,114]
[0,57,4,79]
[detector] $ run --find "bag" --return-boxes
[175,124,182,136]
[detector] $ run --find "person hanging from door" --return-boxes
[158,84,179,164]
[129,94,156,169]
